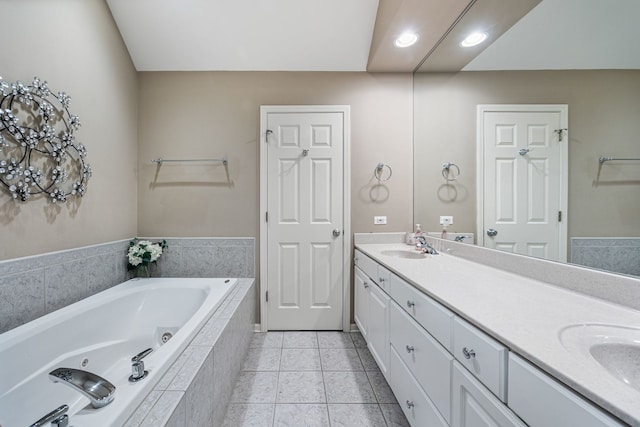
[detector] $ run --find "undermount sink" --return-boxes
[380,249,426,259]
[559,324,640,391]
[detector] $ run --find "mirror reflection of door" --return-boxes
[477,105,568,262]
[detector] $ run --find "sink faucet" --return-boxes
[415,235,438,255]
[49,367,116,408]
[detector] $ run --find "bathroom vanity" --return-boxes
[354,234,640,427]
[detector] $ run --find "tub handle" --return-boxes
[29,404,69,427]
[132,347,153,362]
[130,347,153,382]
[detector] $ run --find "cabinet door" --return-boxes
[354,267,370,340]
[368,281,390,375]
[452,362,526,427]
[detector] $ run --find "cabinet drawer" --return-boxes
[354,250,380,286]
[452,317,508,402]
[389,273,453,351]
[388,345,448,427]
[508,353,624,427]
[390,301,452,424]
[452,361,526,427]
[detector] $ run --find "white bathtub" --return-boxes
[0,277,237,427]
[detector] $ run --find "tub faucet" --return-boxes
[49,367,116,408]
[416,235,438,255]
[454,235,468,242]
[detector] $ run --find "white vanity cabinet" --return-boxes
[508,354,625,427]
[354,250,390,375]
[452,361,526,427]
[354,266,370,341]
[452,317,508,402]
[390,300,453,423]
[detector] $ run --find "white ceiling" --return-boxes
[464,0,640,71]
[107,0,640,72]
[106,0,379,71]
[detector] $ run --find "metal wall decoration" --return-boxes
[0,77,91,202]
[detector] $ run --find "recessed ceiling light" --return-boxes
[461,32,487,47]
[395,32,419,48]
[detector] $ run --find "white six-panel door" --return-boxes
[261,107,348,330]
[478,105,568,262]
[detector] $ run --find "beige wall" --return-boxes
[414,70,640,243]
[137,72,414,238]
[0,0,138,260]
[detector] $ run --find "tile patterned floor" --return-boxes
[223,331,410,426]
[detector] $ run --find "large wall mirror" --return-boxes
[413,0,640,277]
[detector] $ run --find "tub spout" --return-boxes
[49,367,116,408]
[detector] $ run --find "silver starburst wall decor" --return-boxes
[0,76,91,203]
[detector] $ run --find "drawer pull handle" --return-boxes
[406,345,415,353]
[462,347,476,359]
[406,400,415,409]
[406,300,415,308]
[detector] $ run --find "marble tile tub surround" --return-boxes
[0,239,130,333]
[571,237,640,278]
[151,237,255,279]
[124,279,256,427]
[0,237,255,334]
[354,232,640,311]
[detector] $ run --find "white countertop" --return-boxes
[356,243,640,426]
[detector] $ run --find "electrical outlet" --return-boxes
[374,216,387,225]
[439,216,453,226]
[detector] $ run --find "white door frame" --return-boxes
[476,104,569,261]
[259,105,351,332]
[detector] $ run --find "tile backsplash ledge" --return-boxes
[0,237,255,334]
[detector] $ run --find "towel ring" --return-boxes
[374,163,392,182]
[442,162,460,182]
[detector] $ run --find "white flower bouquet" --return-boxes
[127,239,168,276]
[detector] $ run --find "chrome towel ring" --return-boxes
[442,162,460,182]
[374,162,392,182]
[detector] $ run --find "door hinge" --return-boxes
[265,211,268,222]
[265,129,273,142]
[266,291,268,302]
[558,211,562,222]
[554,128,568,142]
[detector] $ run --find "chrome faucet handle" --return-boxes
[130,347,153,382]
[29,404,69,427]
[49,368,116,408]
[132,347,153,362]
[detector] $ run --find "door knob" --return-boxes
[333,229,341,237]
[486,228,498,237]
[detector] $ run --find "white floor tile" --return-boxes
[327,403,387,427]
[276,371,326,403]
[224,404,275,427]
[282,331,318,348]
[273,404,329,426]
[280,348,321,371]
